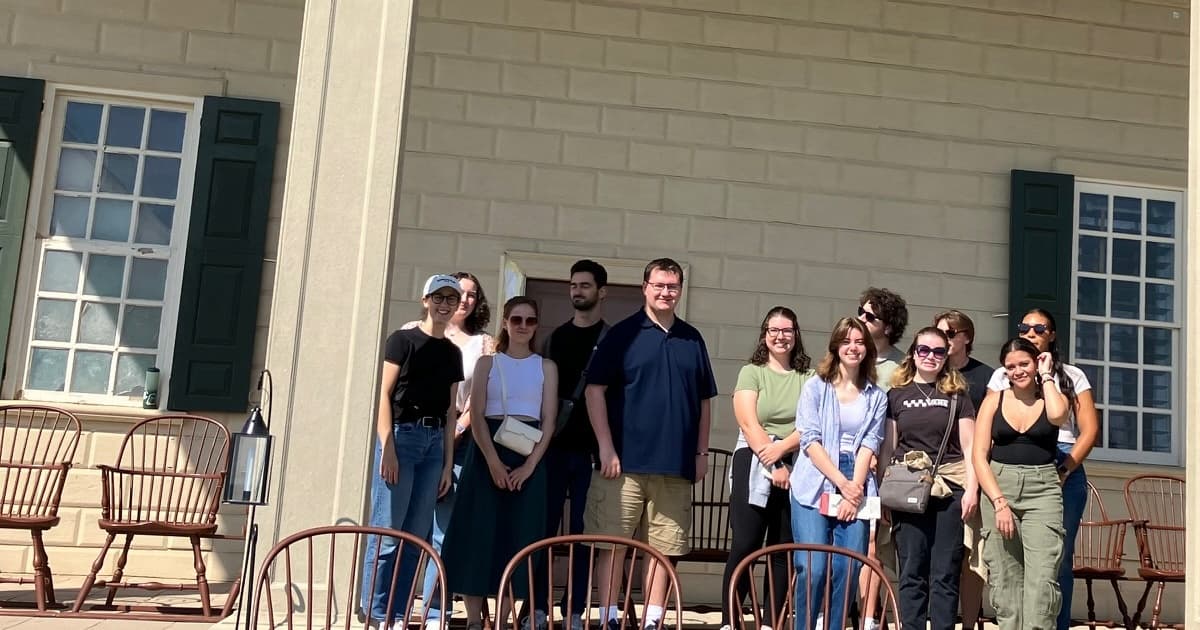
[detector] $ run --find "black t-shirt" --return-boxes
[959,357,994,415]
[385,328,464,420]
[546,319,606,453]
[888,381,977,464]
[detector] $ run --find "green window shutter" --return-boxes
[168,96,279,411]
[0,77,43,372]
[1009,169,1075,349]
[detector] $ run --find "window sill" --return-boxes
[1085,458,1184,478]
[0,399,163,425]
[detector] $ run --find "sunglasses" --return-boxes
[507,315,538,327]
[856,306,880,324]
[941,328,960,339]
[915,345,948,359]
[1017,323,1051,335]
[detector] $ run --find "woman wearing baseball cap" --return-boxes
[360,274,466,626]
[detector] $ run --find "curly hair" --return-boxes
[748,306,811,372]
[890,326,968,395]
[816,317,877,389]
[453,271,491,335]
[859,287,908,346]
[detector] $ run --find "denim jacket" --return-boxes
[788,376,888,509]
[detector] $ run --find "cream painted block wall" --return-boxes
[395,0,1188,616]
[0,0,301,584]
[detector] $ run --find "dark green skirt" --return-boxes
[442,418,547,598]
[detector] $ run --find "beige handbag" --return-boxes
[492,355,544,456]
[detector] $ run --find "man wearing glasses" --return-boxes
[583,257,718,630]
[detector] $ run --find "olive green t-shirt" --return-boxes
[876,346,906,392]
[734,364,814,439]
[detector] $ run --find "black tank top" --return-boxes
[990,390,1057,465]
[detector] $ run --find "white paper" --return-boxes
[820,493,881,521]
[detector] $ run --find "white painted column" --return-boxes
[258,0,415,556]
[1185,0,1199,626]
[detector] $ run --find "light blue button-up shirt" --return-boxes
[788,376,888,509]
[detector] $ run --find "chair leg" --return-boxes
[104,534,135,606]
[1084,578,1096,629]
[190,534,213,617]
[72,532,117,612]
[1109,579,1133,630]
[1150,581,1167,629]
[30,530,50,612]
[1129,580,1154,630]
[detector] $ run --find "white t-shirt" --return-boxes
[986,363,1091,444]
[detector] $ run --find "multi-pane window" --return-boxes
[23,95,196,404]
[1071,181,1183,465]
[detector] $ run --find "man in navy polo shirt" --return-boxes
[583,257,718,630]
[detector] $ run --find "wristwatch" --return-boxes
[1056,461,1070,476]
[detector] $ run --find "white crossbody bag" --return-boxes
[492,355,544,457]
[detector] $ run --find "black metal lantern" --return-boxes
[226,369,274,630]
[223,406,273,505]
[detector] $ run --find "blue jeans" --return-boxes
[360,423,444,623]
[790,453,869,630]
[535,448,594,616]
[420,441,467,620]
[1057,442,1087,630]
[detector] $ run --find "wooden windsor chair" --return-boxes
[1071,481,1133,629]
[0,405,81,612]
[250,525,446,629]
[498,534,684,630]
[1123,474,1184,630]
[727,543,900,630]
[72,414,231,619]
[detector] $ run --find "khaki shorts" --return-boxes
[584,471,691,556]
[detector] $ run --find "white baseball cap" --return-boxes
[422,274,462,297]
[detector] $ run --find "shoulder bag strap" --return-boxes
[495,354,509,418]
[568,324,609,402]
[929,393,958,476]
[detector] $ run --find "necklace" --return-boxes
[914,380,936,403]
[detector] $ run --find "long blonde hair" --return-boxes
[891,326,967,395]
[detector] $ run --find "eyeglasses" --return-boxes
[428,294,461,306]
[1017,323,1051,335]
[648,283,682,295]
[507,315,538,327]
[766,327,796,337]
[915,345,948,359]
[856,306,879,324]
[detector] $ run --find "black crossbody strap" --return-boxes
[568,324,609,402]
[930,393,958,477]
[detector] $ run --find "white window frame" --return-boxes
[1070,179,1186,466]
[2,84,203,407]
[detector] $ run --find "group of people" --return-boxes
[720,289,1096,630]
[357,257,1097,630]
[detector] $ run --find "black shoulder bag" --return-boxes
[553,325,608,437]
[879,393,958,514]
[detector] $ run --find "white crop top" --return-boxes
[484,353,544,419]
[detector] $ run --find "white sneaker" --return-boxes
[813,614,823,630]
[719,626,732,630]
[862,619,879,630]
[423,618,444,630]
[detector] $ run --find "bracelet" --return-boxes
[995,503,1011,513]
[1039,372,1055,380]
[697,451,709,456]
